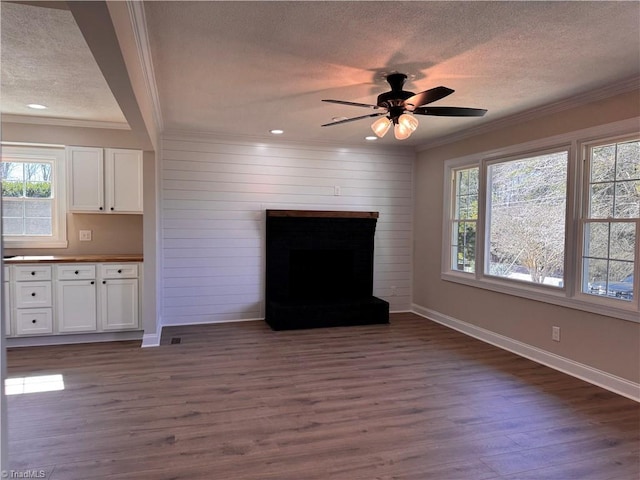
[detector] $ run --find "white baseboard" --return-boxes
[141,327,162,348]
[161,311,407,329]
[6,330,143,348]
[160,317,264,328]
[412,304,640,402]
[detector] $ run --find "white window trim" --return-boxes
[1,145,68,248]
[441,117,640,323]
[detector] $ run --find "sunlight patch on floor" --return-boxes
[4,374,65,395]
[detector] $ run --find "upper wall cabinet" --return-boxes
[66,146,143,214]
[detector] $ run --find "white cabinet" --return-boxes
[13,265,53,336]
[67,146,143,213]
[8,262,141,339]
[56,265,97,333]
[105,149,144,213]
[4,266,10,336]
[100,264,139,331]
[66,146,104,212]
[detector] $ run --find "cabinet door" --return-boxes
[57,281,97,333]
[67,146,104,212]
[100,278,139,330]
[105,149,143,213]
[4,281,10,336]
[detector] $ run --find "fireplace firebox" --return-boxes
[265,210,389,330]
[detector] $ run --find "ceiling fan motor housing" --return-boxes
[377,73,415,113]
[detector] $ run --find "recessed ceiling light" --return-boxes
[27,104,47,110]
[365,136,378,141]
[270,129,284,135]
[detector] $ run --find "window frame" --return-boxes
[483,146,572,288]
[1,145,68,248]
[448,165,480,274]
[575,132,639,309]
[441,118,639,322]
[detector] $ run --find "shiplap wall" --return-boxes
[160,134,414,326]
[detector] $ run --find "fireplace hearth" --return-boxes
[265,210,389,330]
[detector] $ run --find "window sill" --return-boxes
[441,271,639,323]
[3,240,69,249]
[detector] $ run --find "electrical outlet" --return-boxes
[79,230,92,241]
[552,326,561,342]
[390,286,397,296]
[334,185,341,196]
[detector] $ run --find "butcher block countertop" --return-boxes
[3,255,143,264]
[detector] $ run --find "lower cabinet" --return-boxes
[13,265,53,336]
[7,262,140,338]
[56,264,97,333]
[4,266,10,336]
[100,263,139,331]
[101,278,139,330]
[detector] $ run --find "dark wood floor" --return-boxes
[5,313,639,479]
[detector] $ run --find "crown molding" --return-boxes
[1,114,130,130]
[127,0,164,134]
[417,75,640,151]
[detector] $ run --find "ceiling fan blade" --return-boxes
[404,86,454,109]
[321,112,387,127]
[414,106,487,117]
[322,99,380,109]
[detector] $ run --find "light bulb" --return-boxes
[371,117,392,138]
[394,123,413,140]
[398,113,419,132]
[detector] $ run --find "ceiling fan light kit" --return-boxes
[394,122,412,140]
[371,116,392,137]
[322,72,487,140]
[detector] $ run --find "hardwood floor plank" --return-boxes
[6,313,639,479]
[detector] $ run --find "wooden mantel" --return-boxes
[266,210,379,219]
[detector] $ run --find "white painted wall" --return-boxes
[160,134,414,326]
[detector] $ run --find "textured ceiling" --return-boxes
[143,0,640,146]
[1,1,639,147]
[0,2,126,125]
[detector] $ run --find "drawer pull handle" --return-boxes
[102,281,106,284]
[117,269,122,274]
[91,281,95,285]
[31,271,36,276]
[99,207,103,211]
[31,292,36,297]
[110,207,115,211]
[75,270,79,275]
[31,319,37,324]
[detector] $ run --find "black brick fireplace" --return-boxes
[265,210,389,330]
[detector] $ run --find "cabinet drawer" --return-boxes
[56,264,96,280]
[15,282,52,308]
[16,308,53,335]
[14,265,52,281]
[100,264,138,279]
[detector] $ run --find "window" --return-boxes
[1,145,67,248]
[582,136,638,301]
[442,119,639,322]
[450,167,478,273]
[486,150,568,286]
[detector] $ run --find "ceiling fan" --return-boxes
[321,73,487,140]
